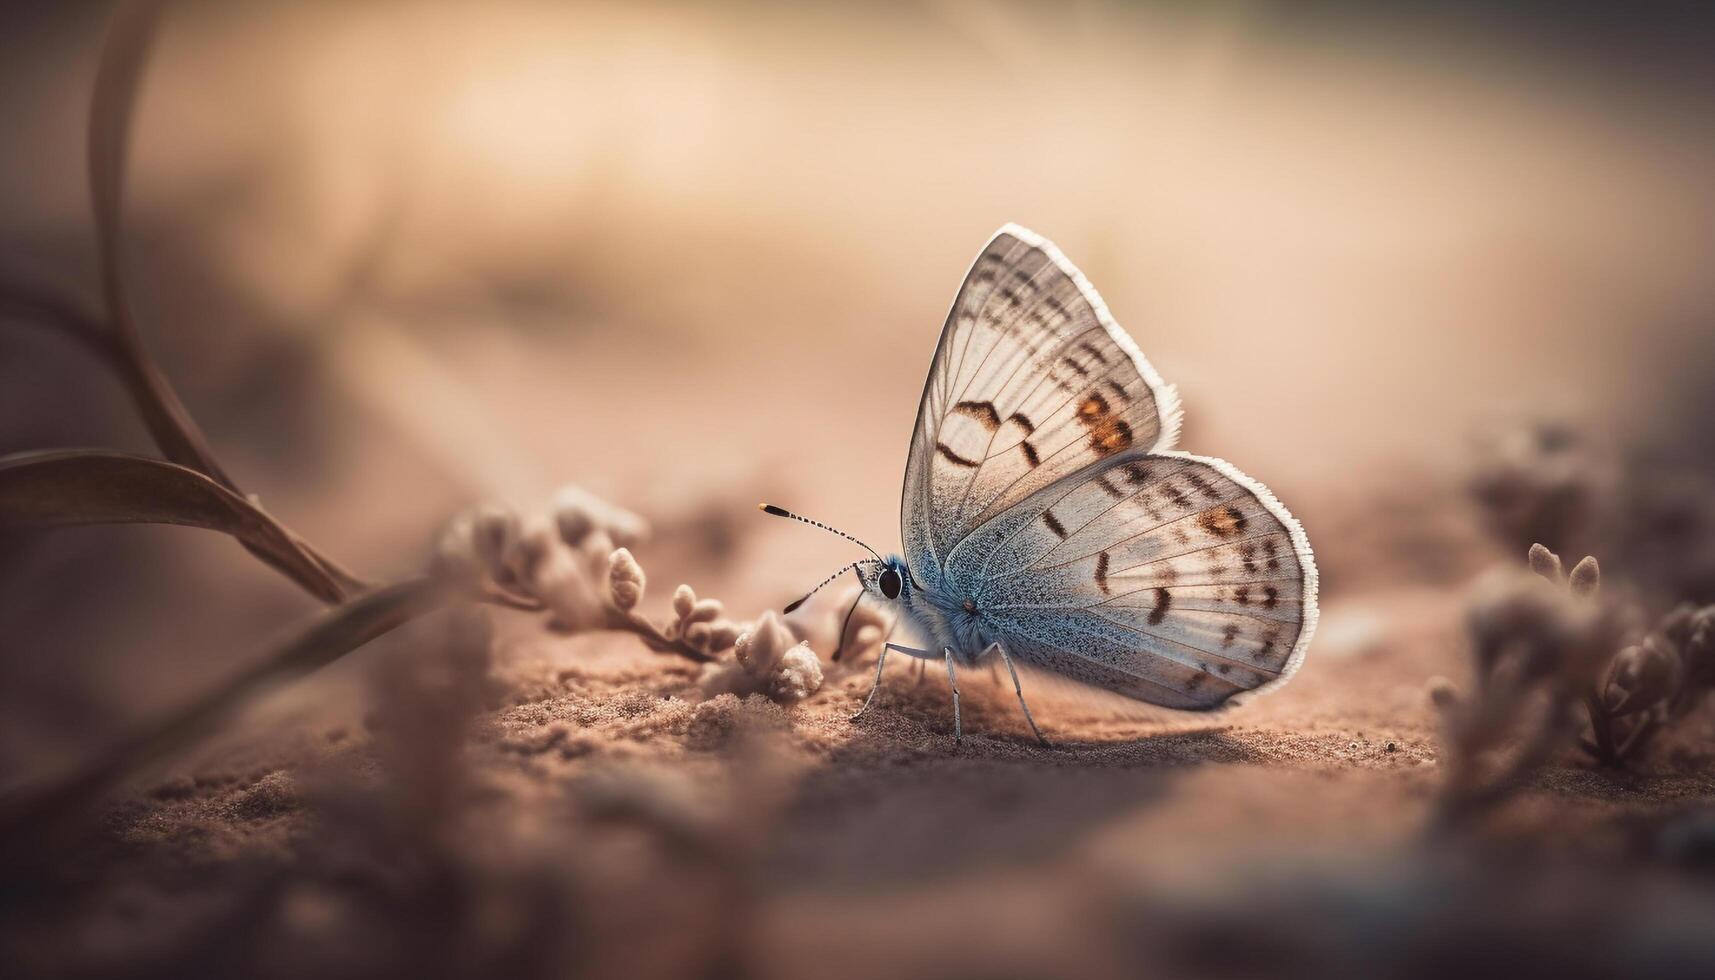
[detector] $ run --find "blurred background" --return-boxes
[4,2,1715,976]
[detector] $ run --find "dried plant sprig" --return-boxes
[1436,538,1715,831]
[0,450,352,604]
[1583,599,1715,765]
[1432,550,1627,829]
[430,499,738,663]
[0,0,365,604]
[0,0,749,855]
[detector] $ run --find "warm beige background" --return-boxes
[3,0,1713,776]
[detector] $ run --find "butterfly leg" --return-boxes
[992,642,1050,747]
[943,647,962,744]
[852,642,933,722]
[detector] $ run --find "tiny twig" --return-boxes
[605,606,715,663]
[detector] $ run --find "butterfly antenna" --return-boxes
[782,560,869,614]
[757,503,883,561]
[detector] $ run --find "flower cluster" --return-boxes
[428,486,840,705]
[428,487,739,664]
[1435,538,1715,827]
[1431,544,1627,826]
[667,584,743,660]
[1584,591,1715,766]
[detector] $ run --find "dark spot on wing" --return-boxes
[1184,472,1219,500]
[1019,440,1040,468]
[1159,482,1189,508]
[1076,341,1110,365]
[1149,587,1172,625]
[1042,510,1068,539]
[1095,552,1111,594]
[1007,412,1035,434]
[1240,542,1258,574]
[1263,586,1279,610]
[1104,380,1131,405]
[1257,628,1281,661]
[1197,504,1248,538]
[953,401,1001,430]
[1120,462,1153,487]
[1234,586,1251,606]
[1077,392,1110,421]
[1221,623,1239,649]
[936,443,980,467]
[1263,539,1281,572]
[1084,416,1132,457]
[1061,357,1091,378]
[1095,474,1125,499]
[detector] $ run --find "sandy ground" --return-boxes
[8,525,1715,979]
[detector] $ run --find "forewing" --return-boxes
[950,451,1317,711]
[901,225,1181,588]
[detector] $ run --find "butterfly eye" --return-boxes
[879,567,902,599]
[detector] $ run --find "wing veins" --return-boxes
[941,251,1083,539]
[994,617,1238,700]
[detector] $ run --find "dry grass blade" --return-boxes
[87,0,168,258]
[0,576,450,863]
[0,450,351,603]
[85,0,235,487]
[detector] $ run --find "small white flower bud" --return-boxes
[608,548,646,611]
[1569,555,1600,599]
[735,611,796,676]
[687,598,723,625]
[672,585,696,620]
[1527,543,1563,583]
[770,642,824,702]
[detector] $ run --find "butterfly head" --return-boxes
[858,555,910,603]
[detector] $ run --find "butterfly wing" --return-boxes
[949,450,1317,710]
[901,225,1182,591]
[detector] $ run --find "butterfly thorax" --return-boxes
[885,555,997,664]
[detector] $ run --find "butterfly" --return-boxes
[764,224,1317,744]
